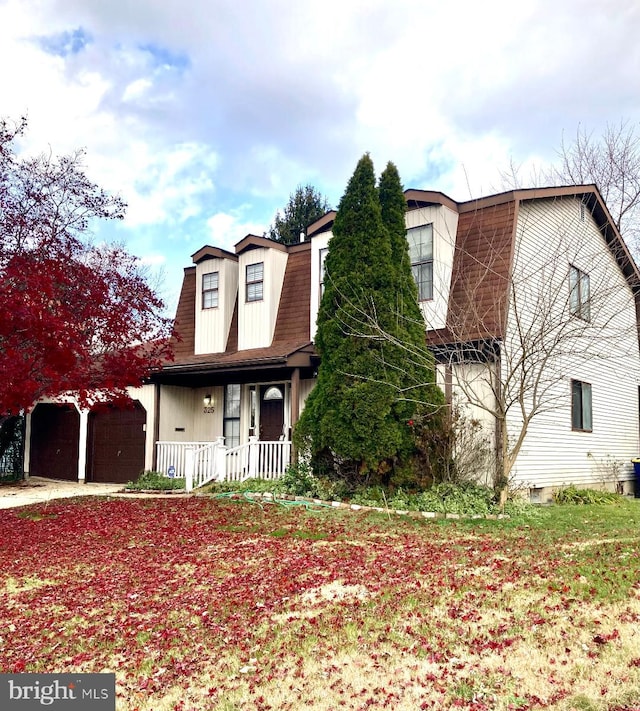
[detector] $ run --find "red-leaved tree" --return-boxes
[0,117,172,416]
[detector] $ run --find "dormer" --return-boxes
[192,246,238,355]
[405,190,460,332]
[236,235,289,350]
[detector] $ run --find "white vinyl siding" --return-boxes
[194,257,238,355]
[504,197,640,489]
[238,247,288,350]
[405,204,458,331]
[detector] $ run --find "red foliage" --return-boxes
[0,117,172,413]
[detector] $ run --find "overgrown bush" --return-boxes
[125,470,186,491]
[276,462,350,501]
[407,401,496,491]
[351,481,505,515]
[553,485,622,505]
[202,467,532,517]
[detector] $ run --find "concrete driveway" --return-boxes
[0,477,124,509]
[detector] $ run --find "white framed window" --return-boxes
[246,262,264,302]
[319,247,328,299]
[571,379,592,432]
[202,272,219,309]
[407,224,433,301]
[569,264,590,321]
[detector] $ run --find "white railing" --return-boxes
[225,438,292,482]
[156,441,213,478]
[258,440,292,479]
[184,440,224,490]
[156,437,291,491]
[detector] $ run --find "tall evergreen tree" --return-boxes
[378,161,441,400]
[295,155,442,483]
[378,163,445,479]
[266,184,330,245]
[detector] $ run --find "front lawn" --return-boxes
[1,497,640,710]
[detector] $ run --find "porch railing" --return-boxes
[156,441,212,479]
[155,436,292,491]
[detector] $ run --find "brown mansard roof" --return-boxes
[161,184,639,376]
[433,184,639,346]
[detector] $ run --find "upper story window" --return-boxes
[571,379,592,432]
[246,262,264,302]
[407,224,433,301]
[319,247,328,299]
[202,272,219,309]
[569,265,590,321]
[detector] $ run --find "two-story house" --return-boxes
[24,184,640,498]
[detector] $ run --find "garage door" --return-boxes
[29,404,80,481]
[87,402,146,483]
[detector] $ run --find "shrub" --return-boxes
[553,485,622,505]
[125,470,185,491]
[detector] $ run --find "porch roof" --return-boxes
[150,340,317,385]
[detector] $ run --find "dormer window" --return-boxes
[246,262,264,302]
[407,224,433,301]
[202,272,219,309]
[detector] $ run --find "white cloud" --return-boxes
[2,0,640,311]
[206,212,265,252]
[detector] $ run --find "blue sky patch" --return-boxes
[37,27,91,57]
[139,43,190,71]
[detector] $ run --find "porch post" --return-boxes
[248,435,258,478]
[290,368,300,463]
[77,408,89,483]
[290,368,300,429]
[214,436,226,481]
[185,448,194,492]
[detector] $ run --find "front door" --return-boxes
[259,385,285,441]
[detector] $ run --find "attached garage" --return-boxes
[28,400,147,484]
[87,403,146,484]
[29,404,80,481]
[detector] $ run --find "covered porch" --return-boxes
[148,344,317,490]
[156,436,292,490]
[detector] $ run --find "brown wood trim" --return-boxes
[235,234,288,254]
[191,246,238,264]
[306,211,337,238]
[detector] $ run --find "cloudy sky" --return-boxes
[1,0,639,310]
